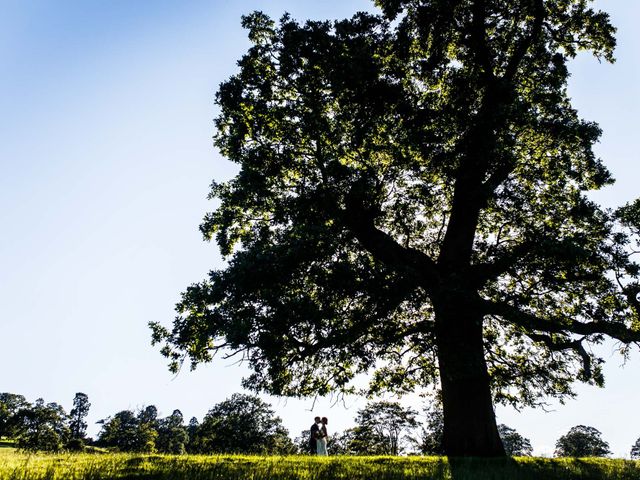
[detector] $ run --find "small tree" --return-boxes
[13,399,70,452]
[351,401,418,455]
[138,405,159,427]
[554,425,610,457]
[157,409,188,454]
[497,424,533,456]
[97,409,158,453]
[190,393,293,454]
[97,410,136,451]
[630,438,640,460]
[68,392,91,446]
[186,416,199,452]
[136,406,159,452]
[0,393,28,439]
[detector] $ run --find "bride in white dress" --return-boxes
[317,417,328,455]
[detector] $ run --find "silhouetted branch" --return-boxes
[484,299,640,344]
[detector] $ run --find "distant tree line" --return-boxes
[96,394,295,455]
[0,392,89,452]
[1,391,636,458]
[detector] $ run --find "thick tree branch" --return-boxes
[484,299,640,344]
[470,237,600,287]
[470,241,538,286]
[343,191,440,290]
[525,332,593,379]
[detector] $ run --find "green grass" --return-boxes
[0,450,638,480]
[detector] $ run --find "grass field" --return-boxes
[1,450,639,480]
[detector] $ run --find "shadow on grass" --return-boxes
[448,456,640,480]
[448,457,518,480]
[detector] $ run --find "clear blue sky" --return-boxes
[1,0,638,457]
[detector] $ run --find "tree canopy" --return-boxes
[189,393,294,454]
[97,409,158,453]
[69,392,90,442]
[0,393,28,439]
[12,399,70,452]
[156,409,189,455]
[554,425,611,457]
[151,0,640,456]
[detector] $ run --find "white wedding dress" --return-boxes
[316,426,328,455]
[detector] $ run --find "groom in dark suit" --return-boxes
[309,416,321,454]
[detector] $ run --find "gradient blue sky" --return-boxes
[1,0,638,457]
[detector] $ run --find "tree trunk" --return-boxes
[434,297,505,457]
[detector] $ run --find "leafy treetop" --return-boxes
[554,425,611,457]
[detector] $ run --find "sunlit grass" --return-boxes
[0,450,639,479]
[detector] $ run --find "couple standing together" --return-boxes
[309,416,329,455]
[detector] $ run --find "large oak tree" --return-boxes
[151,0,640,456]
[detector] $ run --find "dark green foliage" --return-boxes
[138,405,159,427]
[66,437,86,451]
[97,410,138,451]
[190,393,294,454]
[156,409,188,454]
[12,398,70,452]
[69,392,91,441]
[497,424,533,456]
[554,425,611,457]
[97,409,158,453]
[186,416,199,452]
[0,392,28,438]
[151,0,640,456]
[137,406,160,453]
